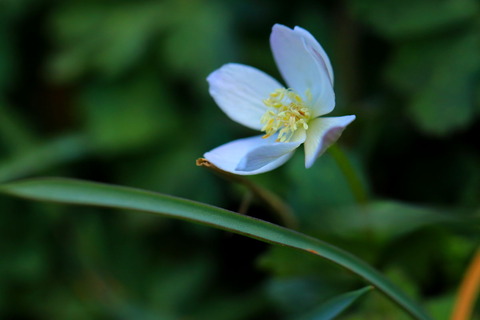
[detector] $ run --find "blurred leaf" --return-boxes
[317,201,457,241]
[80,74,178,154]
[425,294,455,320]
[0,104,37,153]
[356,270,419,320]
[382,229,478,296]
[385,267,421,300]
[285,151,363,224]
[147,255,214,315]
[0,241,48,282]
[0,26,15,93]
[49,2,166,80]
[264,276,353,317]
[161,0,234,80]
[387,38,446,95]
[387,32,480,135]
[295,286,372,320]
[0,134,89,183]
[116,142,222,203]
[0,178,432,320]
[193,289,267,320]
[349,0,479,38]
[407,35,480,135]
[349,264,455,320]
[0,0,37,19]
[49,0,234,82]
[288,152,353,207]
[258,246,355,282]
[455,152,480,207]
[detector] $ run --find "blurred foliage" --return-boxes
[0,0,479,319]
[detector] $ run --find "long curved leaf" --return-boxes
[297,286,373,320]
[0,178,431,320]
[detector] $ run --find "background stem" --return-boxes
[328,144,368,205]
[196,158,298,229]
[451,248,480,320]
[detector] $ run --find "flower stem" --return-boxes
[328,144,368,205]
[196,158,298,229]
[450,248,480,320]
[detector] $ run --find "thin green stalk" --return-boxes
[197,158,298,229]
[328,144,368,205]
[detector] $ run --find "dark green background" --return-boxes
[1,0,479,319]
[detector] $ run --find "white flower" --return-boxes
[203,24,355,175]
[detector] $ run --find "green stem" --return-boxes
[197,158,298,229]
[328,144,368,205]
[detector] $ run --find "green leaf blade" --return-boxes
[0,178,431,320]
[297,286,373,320]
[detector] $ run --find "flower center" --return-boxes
[260,88,312,142]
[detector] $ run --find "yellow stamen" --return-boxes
[261,88,311,142]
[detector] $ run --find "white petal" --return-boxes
[204,133,303,175]
[207,63,283,130]
[293,26,334,84]
[304,115,356,168]
[237,129,306,172]
[270,24,335,117]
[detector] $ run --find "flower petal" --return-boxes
[204,132,304,175]
[237,129,306,172]
[270,24,335,117]
[304,115,356,168]
[293,26,334,84]
[207,63,283,130]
